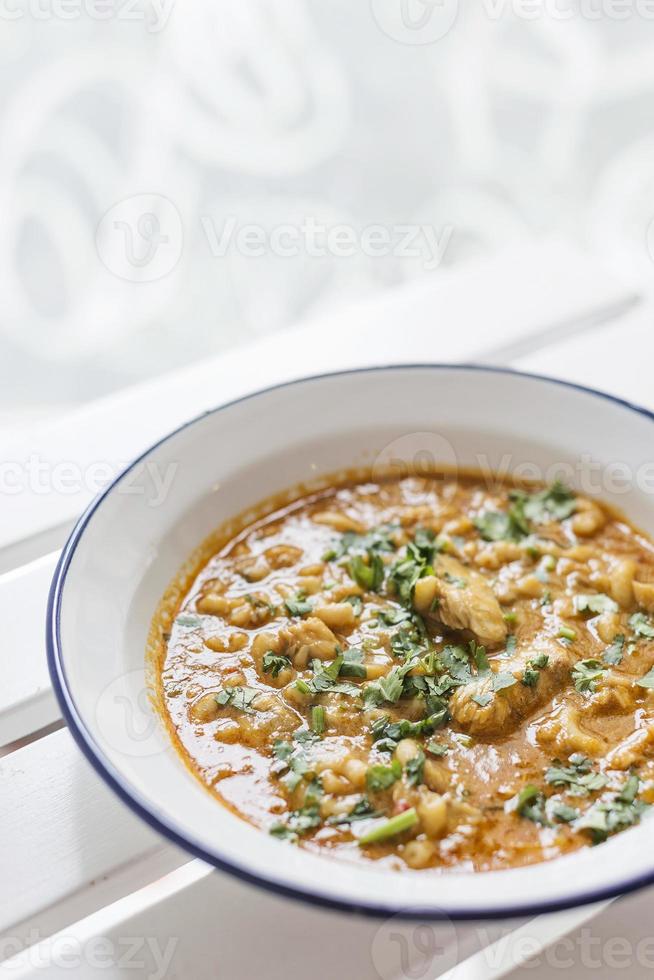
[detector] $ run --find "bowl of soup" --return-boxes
[48,365,654,918]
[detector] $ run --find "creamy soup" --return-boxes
[152,472,654,872]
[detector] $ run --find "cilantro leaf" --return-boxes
[327,797,383,825]
[603,634,625,666]
[574,593,618,615]
[262,651,292,678]
[405,748,425,787]
[571,659,606,694]
[284,594,312,617]
[366,759,401,793]
[637,666,654,690]
[508,784,549,825]
[269,805,321,841]
[339,646,367,678]
[545,756,606,796]
[215,686,260,713]
[630,612,654,638]
[349,552,384,592]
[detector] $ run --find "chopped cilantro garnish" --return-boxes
[603,634,625,666]
[545,755,606,796]
[366,759,401,793]
[284,594,312,617]
[363,660,416,706]
[551,802,579,823]
[175,613,202,627]
[637,666,654,690]
[262,651,292,678]
[630,612,654,638]
[426,741,448,757]
[349,552,384,592]
[574,593,618,615]
[344,595,363,616]
[327,797,382,826]
[575,775,648,844]
[310,705,325,735]
[339,646,367,678]
[405,749,425,787]
[270,804,321,841]
[508,784,548,825]
[358,807,418,845]
[558,625,577,642]
[215,686,260,713]
[571,659,606,694]
[308,656,360,696]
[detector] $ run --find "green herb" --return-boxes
[175,613,202,627]
[310,705,325,735]
[294,679,311,695]
[215,686,260,713]
[637,667,654,690]
[603,634,625,666]
[508,785,548,825]
[551,802,579,823]
[522,653,549,687]
[338,646,366,679]
[363,660,416,706]
[377,606,412,626]
[574,594,618,615]
[545,755,606,796]
[366,759,401,793]
[471,691,492,707]
[559,626,577,642]
[370,712,448,753]
[326,798,383,826]
[426,741,448,757]
[262,651,292,678]
[270,804,321,842]
[413,527,438,563]
[344,595,363,616]
[513,481,577,523]
[505,634,517,653]
[492,672,517,692]
[390,618,430,660]
[571,659,606,694]
[322,524,398,562]
[630,612,654,638]
[284,594,312,617]
[503,611,517,625]
[349,552,384,592]
[474,510,525,543]
[308,656,361,696]
[405,749,425,787]
[387,554,428,604]
[575,776,648,844]
[358,807,419,845]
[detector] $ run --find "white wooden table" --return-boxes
[2,240,653,979]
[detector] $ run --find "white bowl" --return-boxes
[48,365,654,919]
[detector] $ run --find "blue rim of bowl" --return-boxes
[47,363,654,921]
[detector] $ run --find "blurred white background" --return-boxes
[3,0,654,426]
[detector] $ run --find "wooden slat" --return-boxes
[0,860,512,980]
[0,727,187,948]
[0,553,60,746]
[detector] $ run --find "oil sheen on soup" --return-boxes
[154,473,654,872]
